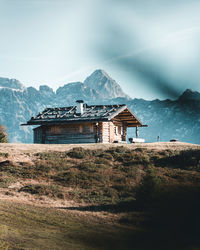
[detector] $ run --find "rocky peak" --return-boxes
[84,69,130,99]
[39,85,54,94]
[0,77,25,90]
[55,82,102,106]
[178,89,200,101]
[39,85,55,100]
[56,82,84,95]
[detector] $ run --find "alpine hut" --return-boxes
[22,100,146,144]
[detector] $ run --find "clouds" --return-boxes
[91,0,200,99]
[0,0,200,99]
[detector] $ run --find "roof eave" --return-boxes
[108,105,144,126]
[107,105,128,120]
[21,117,110,126]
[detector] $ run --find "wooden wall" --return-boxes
[33,126,43,144]
[101,121,127,143]
[102,122,110,143]
[33,121,127,144]
[34,123,96,144]
[112,122,127,143]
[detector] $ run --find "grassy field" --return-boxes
[0,200,142,250]
[0,142,199,249]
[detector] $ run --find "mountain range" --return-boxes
[0,69,200,144]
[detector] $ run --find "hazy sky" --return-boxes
[0,0,200,100]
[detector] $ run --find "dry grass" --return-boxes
[0,200,140,250]
[0,142,199,249]
[0,143,199,205]
[0,141,199,155]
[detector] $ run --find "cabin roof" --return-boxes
[22,103,145,127]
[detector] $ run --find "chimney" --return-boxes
[76,100,84,114]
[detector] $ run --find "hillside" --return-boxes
[0,70,200,144]
[0,143,199,249]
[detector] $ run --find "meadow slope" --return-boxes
[0,142,199,249]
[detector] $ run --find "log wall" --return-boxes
[34,123,96,144]
[110,121,127,143]
[33,121,127,144]
[101,121,127,143]
[102,122,110,143]
[33,126,43,143]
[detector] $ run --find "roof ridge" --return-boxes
[22,103,144,127]
[44,104,126,110]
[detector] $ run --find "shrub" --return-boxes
[67,147,90,159]
[134,147,147,152]
[0,161,20,175]
[19,184,64,199]
[96,152,113,161]
[105,146,130,161]
[0,152,9,158]
[0,161,47,179]
[52,171,78,186]
[34,163,51,173]
[35,151,65,160]
[106,146,128,154]
[78,162,97,172]
[0,125,8,143]
[68,188,119,204]
[155,149,200,171]
[0,173,16,188]
[115,151,150,166]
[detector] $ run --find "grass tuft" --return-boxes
[19,184,64,199]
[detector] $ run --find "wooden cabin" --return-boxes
[23,100,146,144]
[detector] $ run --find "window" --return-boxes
[50,125,58,134]
[117,126,121,135]
[82,124,93,133]
[79,125,83,133]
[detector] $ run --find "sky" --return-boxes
[0,0,200,100]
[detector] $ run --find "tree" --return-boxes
[0,125,8,143]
